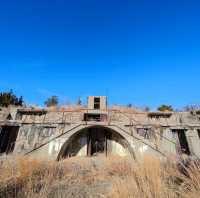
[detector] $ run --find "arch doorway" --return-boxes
[58,126,134,159]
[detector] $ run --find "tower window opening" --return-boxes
[94,97,100,109]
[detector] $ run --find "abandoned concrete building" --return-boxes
[0,96,200,160]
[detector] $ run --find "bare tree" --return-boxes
[183,104,200,112]
[44,96,58,107]
[76,97,82,106]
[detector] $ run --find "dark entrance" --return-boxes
[0,126,19,154]
[172,129,190,155]
[87,128,108,156]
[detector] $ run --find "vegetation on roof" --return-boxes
[157,105,174,112]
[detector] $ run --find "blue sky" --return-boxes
[0,0,200,109]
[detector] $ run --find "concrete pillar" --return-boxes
[88,96,94,109]
[185,129,200,158]
[100,96,107,110]
[160,128,177,155]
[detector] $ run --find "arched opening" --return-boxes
[57,126,134,160]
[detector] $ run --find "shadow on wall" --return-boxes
[0,126,19,154]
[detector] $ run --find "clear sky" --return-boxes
[0,0,200,109]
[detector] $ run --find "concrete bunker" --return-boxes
[57,126,134,160]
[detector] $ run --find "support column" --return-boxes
[87,130,92,157]
[185,129,200,158]
[160,128,177,155]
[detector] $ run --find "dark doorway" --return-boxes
[197,129,200,139]
[173,129,190,155]
[0,126,19,154]
[83,113,108,122]
[84,113,101,122]
[87,128,107,156]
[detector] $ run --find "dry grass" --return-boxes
[0,155,200,198]
[109,156,179,198]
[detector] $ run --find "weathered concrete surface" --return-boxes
[1,97,200,160]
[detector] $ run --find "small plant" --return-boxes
[157,105,174,112]
[127,104,132,108]
[144,106,150,112]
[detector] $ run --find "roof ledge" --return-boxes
[147,112,172,118]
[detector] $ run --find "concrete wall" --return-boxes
[14,124,171,160]
[1,104,200,161]
[185,129,200,158]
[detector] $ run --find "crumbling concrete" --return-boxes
[0,96,200,160]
